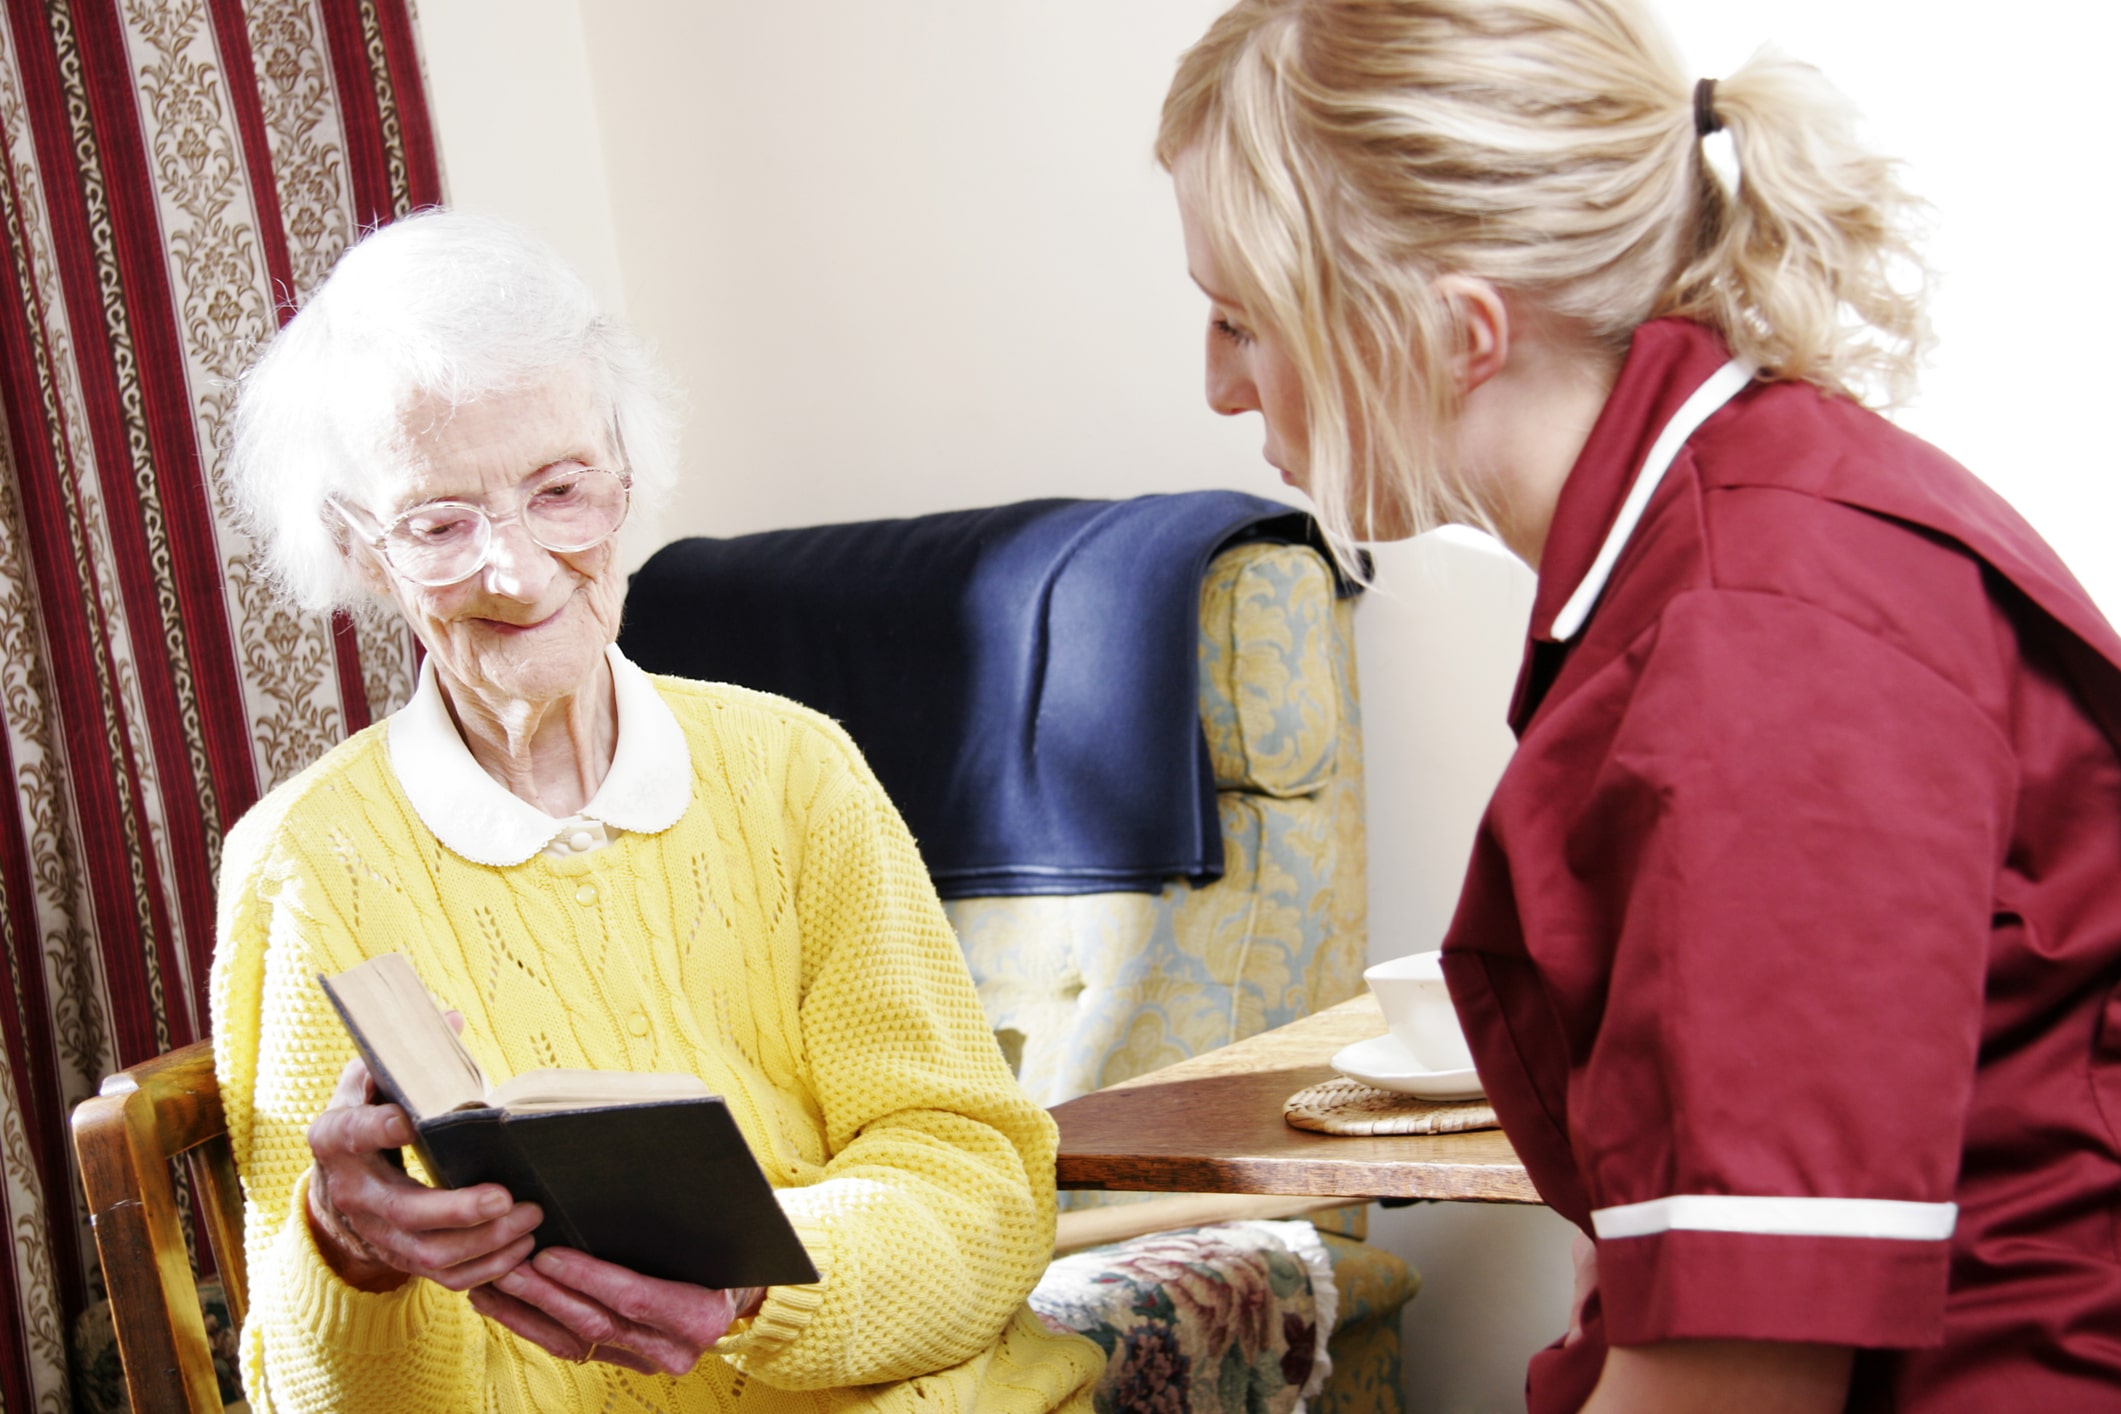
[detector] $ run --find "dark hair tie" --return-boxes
[1693,77,1722,138]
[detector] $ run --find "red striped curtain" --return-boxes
[0,2,437,1406]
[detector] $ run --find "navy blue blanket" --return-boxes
[620,492,1352,897]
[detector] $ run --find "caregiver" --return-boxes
[1157,1,2121,1410]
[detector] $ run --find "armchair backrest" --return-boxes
[71,1039,245,1414]
[947,539,1368,1106]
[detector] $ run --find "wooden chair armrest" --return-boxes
[72,1039,241,1414]
[100,1040,224,1150]
[1054,1193,1346,1254]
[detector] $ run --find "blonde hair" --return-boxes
[1159,0,1931,551]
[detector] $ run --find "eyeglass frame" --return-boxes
[330,464,634,588]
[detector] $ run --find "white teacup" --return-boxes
[1363,951,1474,1072]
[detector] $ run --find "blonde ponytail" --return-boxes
[1661,50,1930,405]
[1160,0,1934,549]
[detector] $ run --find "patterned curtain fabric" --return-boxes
[0,2,437,1407]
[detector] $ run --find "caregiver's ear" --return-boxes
[1433,274,1510,396]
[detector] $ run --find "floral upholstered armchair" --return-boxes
[961,540,1421,1414]
[948,540,1370,1099]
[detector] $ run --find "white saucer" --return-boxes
[1330,1034,1485,1100]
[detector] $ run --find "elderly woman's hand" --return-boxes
[467,1247,760,1375]
[305,1052,545,1294]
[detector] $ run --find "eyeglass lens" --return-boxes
[383,468,628,585]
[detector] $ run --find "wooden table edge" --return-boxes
[1050,994,1543,1206]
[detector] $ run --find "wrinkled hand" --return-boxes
[468,1247,760,1375]
[1565,1229,1598,1346]
[305,1050,543,1294]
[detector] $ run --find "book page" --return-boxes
[321,954,489,1120]
[488,1068,713,1112]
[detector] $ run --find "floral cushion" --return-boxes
[1030,1220,1336,1414]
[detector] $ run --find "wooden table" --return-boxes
[1051,993,1540,1204]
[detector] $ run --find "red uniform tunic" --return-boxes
[1440,319,2121,1411]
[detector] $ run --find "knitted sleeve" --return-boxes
[717,751,1060,1390]
[210,772,488,1412]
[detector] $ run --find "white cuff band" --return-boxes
[1592,1194,1957,1242]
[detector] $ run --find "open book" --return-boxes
[320,953,818,1290]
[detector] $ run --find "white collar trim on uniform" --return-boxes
[1550,357,1755,642]
[388,643,691,866]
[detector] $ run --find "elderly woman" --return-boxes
[211,212,1101,1413]
[1160,2,2121,1412]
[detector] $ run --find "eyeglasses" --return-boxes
[334,465,632,588]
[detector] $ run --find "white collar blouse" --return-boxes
[386,643,692,866]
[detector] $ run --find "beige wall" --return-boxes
[418,0,627,315]
[414,3,2118,1409]
[575,2,1294,543]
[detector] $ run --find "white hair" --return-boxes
[227,209,681,614]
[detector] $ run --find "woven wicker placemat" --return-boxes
[1283,1076,1498,1136]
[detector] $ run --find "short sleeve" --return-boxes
[1573,589,2014,1348]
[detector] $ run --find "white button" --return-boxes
[568,830,595,852]
[627,1013,650,1038]
[574,883,598,906]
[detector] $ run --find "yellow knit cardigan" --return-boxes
[209,675,1102,1413]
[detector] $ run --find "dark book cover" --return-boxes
[414,1099,818,1289]
[321,973,819,1290]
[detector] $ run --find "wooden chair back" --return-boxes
[72,1039,246,1414]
